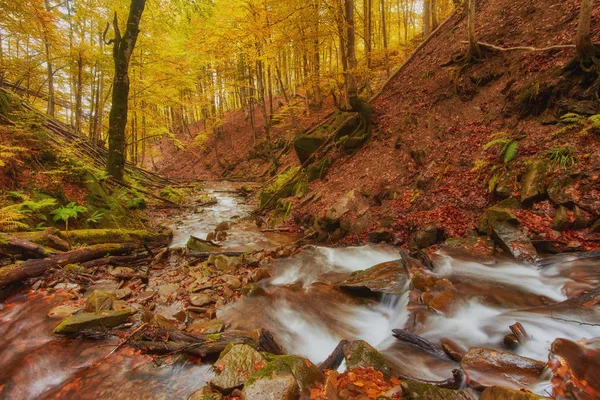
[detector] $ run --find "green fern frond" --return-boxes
[559,113,585,125]
[0,207,30,231]
[484,138,511,150]
[488,132,509,140]
[503,141,519,163]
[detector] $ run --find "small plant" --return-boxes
[484,132,519,163]
[554,113,586,136]
[0,198,57,232]
[586,115,600,135]
[127,196,147,210]
[86,210,105,224]
[51,202,87,236]
[548,146,577,169]
[159,186,185,203]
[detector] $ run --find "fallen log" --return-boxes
[79,253,150,268]
[0,237,59,258]
[509,322,529,344]
[4,229,70,251]
[0,243,139,287]
[392,329,448,359]
[61,228,173,247]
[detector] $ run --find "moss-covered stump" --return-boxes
[339,259,409,296]
[520,160,548,203]
[211,344,267,392]
[401,380,473,400]
[479,386,551,400]
[293,135,326,164]
[54,308,133,334]
[243,355,324,399]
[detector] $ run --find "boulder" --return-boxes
[551,205,573,231]
[47,305,80,319]
[343,340,395,378]
[243,355,324,398]
[324,190,368,224]
[242,283,266,297]
[490,222,537,262]
[339,259,409,295]
[520,160,548,203]
[85,290,116,312]
[110,266,136,279]
[115,287,132,300]
[293,135,326,164]
[412,224,441,249]
[187,236,216,252]
[549,337,600,398]
[461,348,546,389]
[477,206,518,236]
[211,344,267,392]
[54,309,133,334]
[367,229,394,243]
[401,381,473,400]
[480,386,550,400]
[250,267,270,283]
[188,386,223,400]
[190,293,213,307]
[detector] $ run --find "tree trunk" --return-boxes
[43,0,55,117]
[363,0,372,68]
[576,0,598,60]
[381,0,390,76]
[106,0,147,181]
[431,0,438,29]
[344,0,358,105]
[466,0,481,60]
[423,0,431,38]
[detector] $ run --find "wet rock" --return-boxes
[216,221,231,232]
[412,270,437,292]
[368,229,394,243]
[243,355,324,398]
[429,289,459,315]
[479,386,551,400]
[157,283,179,298]
[242,283,266,297]
[549,337,600,399]
[48,305,80,319]
[215,231,227,241]
[441,338,467,362]
[520,160,548,203]
[343,340,395,378]
[54,309,133,334]
[503,334,520,351]
[111,266,136,279]
[188,318,225,334]
[339,259,408,296]
[188,386,223,400]
[243,252,266,267]
[250,267,270,283]
[211,344,267,392]
[85,290,116,312]
[551,205,573,231]
[461,348,546,389]
[190,293,212,307]
[222,275,242,290]
[412,224,441,249]
[490,222,537,262]
[477,206,518,236]
[401,380,473,400]
[187,236,216,252]
[115,287,132,300]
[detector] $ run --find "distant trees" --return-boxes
[106,0,147,181]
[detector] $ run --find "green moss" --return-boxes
[245,355,323,391]
[159,186,185,203]
[259,168,301,209]
[345,340,394,378]
[206,333,222,341]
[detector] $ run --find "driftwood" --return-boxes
[137,328,283,358]
[319,339,349,371]
[0,243,140,287]
[537,249,600,268]
[509,322,529,344]
[392,329,448,359]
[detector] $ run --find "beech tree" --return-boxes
[466,0,480,60]
[106,0,147,181]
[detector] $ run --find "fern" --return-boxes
[0,144,28,167]
[559,113,585,125]
[503,141,519,163]
[0,207,29,231]
[484,132,519,164]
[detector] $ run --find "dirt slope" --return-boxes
[293,0,600,250]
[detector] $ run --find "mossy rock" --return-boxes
[547,176,575,205]
[343,134,368,152]
[259,168,300,209]
[293,135,326,164]
[211,344,267,392]
[551,205,573,231]
[187,236,216,252]
[477,206,518,236]
[85,290,116,312]
[332,113,361,140]
[54,308,133,334]
[401,380,473,400]
[344,340,395,378]
[160,186,185,203]
[244,355,324,396]
[520,160,548,203]
[306,158,332,182]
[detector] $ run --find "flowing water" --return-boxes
[1,186,599,399]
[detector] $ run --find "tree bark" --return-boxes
[576,0,598,60]
[43,0,55,117]
[466,0,481,60]
[363,0,372,68]
[423,0,431,38]
[106,0,147,181]
[381,0,390,76]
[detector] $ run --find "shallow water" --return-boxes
[1,187,599,398]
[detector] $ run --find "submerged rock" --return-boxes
[461,348,546,390]
[54,308,133,334]
[243,355,323,399]
[339,259,408,295]
[401,380,473,400]
[479,386,551,400]
[211,344,267,392]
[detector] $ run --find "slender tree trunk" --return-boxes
[344,0,358,104]
[381,0,390,76]
[576,0,597,60]
[423,0,431,38]
[75,47,83,133]
[43,0,55,116]
[466,0,480,59]
[431,0,438,29]
[106,0,147,181]
[363,0,372,68]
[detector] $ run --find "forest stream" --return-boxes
[1,183,600,399]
